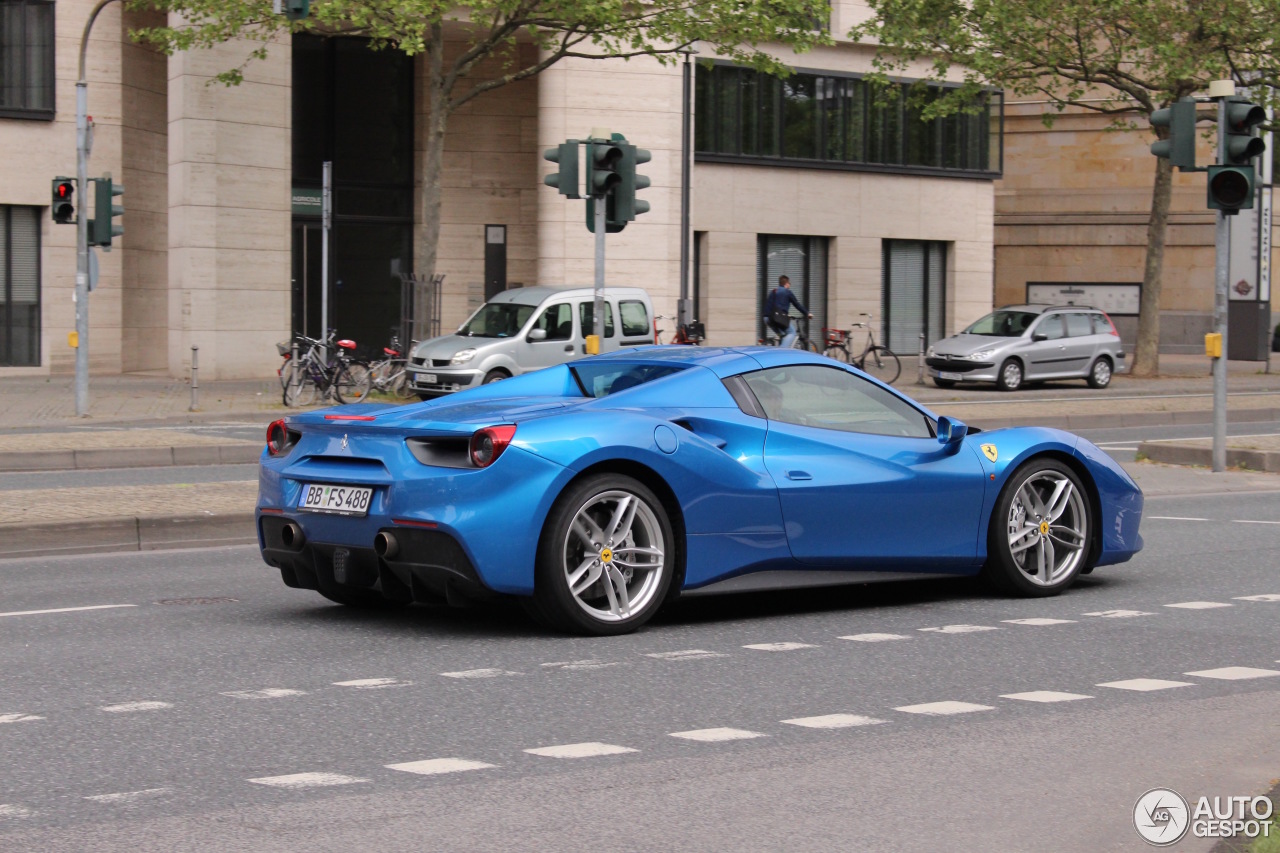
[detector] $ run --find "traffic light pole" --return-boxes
[593,190,606,349]
[1212,94,1230,472]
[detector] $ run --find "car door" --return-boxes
[1059,311,1099,377]
[521,302,576,371]
[743,364,988,571]
[1023,313,1068,380]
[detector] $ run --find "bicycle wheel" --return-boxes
[334,363,372,404]
[805,338,822,354]
[389,367,415,400]
[284,365,318,407]
[823,345,850,363]
[860,346,902,385]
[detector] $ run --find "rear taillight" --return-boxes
[469,424,517,468]
[1102,312,1120,337]
[266,419,290,456]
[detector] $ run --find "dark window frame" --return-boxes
[882,239,947,355]
[0,0,56,120]
[1,205,42,366]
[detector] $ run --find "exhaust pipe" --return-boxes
[280,522,305,551]
[374,531,398,559]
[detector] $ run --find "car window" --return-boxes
[1090,313,1111,335]
[964,310,1038,337]
[1064,312,1093,337]
[1034,315,1066,340]
[579,302,615,338]
[619,300,650,337]
[743,365,933,438]
[570,362,686,398]
[530,303,574,341]
[459,302,536,338]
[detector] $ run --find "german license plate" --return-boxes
[939,371,962,381]
[297,483,373,516]
[423,373,437,384]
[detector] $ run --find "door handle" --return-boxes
[565,345,574,353]
[786,470,812,480]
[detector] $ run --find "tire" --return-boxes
[283,366,318,407]
[532,473,676,636]
[317,587,408,609]
[278,357,293,389]
[981,458,1092,597]
[805,339,822,354]
[933,377,957,389]
[334,364,371,404]
[1087,357,1112,389]
[861,347,902,385]
[482,369,509,385]
[390,370,415,400]
[824,345,850,364]
[996,359,1024,392]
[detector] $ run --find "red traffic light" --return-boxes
[51,178,76,224]
[56,182,72,199]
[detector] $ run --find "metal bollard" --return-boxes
[917,333,926,385]
[189,345,199,412]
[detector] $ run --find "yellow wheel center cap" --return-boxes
[1039,520,1050,535]
[600,548,613,563]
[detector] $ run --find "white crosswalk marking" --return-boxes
[1000,691,1092,703]
[895,701,993,716]
[1002,618,1077,626]
[221,688,306,699]
[524,742,638,759]
[385,759,496,775]
[100,701,172,713]
[541,660,619,671]
[1185,667,1280,681]
[1083,610,1153,618]
[838,633,909,643]
[1096,679,1194,692]
[782,714,887,729]
[918,625,999,634]
[248,772,369,789]
[0,713,44,724]
[1235,594,1280,602]
[1163,601,1232,610]
[439,669,519,679]
[645,650,727,661]
[0,804,34,819]
[332,678,410,689]
[84,789,170,804]
[669,728,766,742]
[742,642,817,652]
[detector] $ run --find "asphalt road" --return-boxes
[2,477,1279,852]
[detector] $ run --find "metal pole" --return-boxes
[594,192,606,349]
[189,345,199,412]
[678,51,692,327]
[321,160,332,364]
[917,332,926,385]
[1212,96,1229,472]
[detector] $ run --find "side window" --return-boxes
[1064,313,1093,337]
[579,302,615,338]
[619,300,650,337]
[742,365,932,438]
[1035,315,1066,340]
[531,303,573,341]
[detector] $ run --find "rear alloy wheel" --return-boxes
[532,474,674,635]
[982,458,1092,596]
[1087,357,1113,389]
[996,359,1023,392]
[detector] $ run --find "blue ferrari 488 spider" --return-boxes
[257,346,1143,635]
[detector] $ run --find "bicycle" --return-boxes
[761,315,821,353]
[654,315,705,345]
[822,313,901,384]
[281,331,372,407]
[362,334,415,400]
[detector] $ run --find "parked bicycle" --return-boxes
[822,314,902,384]
[280,331,372,407]
[360,335,415,400]
[654,315,706,345]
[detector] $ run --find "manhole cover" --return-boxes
[155,597,239,605]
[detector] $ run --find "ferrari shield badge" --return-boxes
[981,443,998,462]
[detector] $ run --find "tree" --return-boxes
[131,0,832,334]
[848,0,1280,376]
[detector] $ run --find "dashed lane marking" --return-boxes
[84,789,170,804]
[645,650,727,661]
[0,604,137,619]
[221,688,306,699]
[1000,691,1093,703]
[894,701,994,716]
[332,678,411,689]
[669,728,766,742]
[385,759,497,776]
[1233,520,1280,525]
[1185,667,1280,681]
[782,714,887,729]
[1164,601,1232,610]
[1147,516,1209,522]
[919,625,999,634]
[742,642,818,652]
[247,772,370,789]
[0,713,43,724]
[1236,594,1280,602]
[1083,610,1154,618]
[541,660,619,671]
[1097,678,1195,692]
[100,701,172,713]
[0,804,33,820]
[1003,618,1078,626]
[524,742,639,759]
[839,633,910,643]
[439,669,520,679]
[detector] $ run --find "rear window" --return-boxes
[619,300,651,337]
[1064,313,1093,337]
[570,362,686,398]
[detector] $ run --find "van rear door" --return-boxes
[617,297,653,347]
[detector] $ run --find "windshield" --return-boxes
[570,363,686,398]
[963,310,1038,337]
[458,303,536,338]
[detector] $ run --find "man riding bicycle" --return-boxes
[763,274,812,349]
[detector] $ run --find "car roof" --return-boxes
[997,303,1101,314]
[486,285,653,306]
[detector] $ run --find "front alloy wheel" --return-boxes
[996,359,1023,392]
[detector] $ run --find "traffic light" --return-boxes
[51,177,76,224]
[1149,99,1197,171]
[586,138,623,198]
[272,0,309,20]
[1208,98,1266,213]
[89,176,124,248]
[543,140,580,199]
[614,143,652,222]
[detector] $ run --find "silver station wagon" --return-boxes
[925,304,1126,391]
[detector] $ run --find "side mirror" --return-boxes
[527,328,547,341]
[937,416,968,446]
[1031,331,1048,342]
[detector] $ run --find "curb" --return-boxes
[0,444,262,472]
[0,512,257,560]
[1137,442,1280,473]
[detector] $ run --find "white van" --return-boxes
[406,285,655,399]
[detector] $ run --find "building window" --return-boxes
[0,206,41,366]
[697,63,1000,177]
[0,0,55,119]
[882,240,946,355]
[757,235,828,343]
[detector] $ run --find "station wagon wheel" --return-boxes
[996,359,1023,392]
[1087,357,1112,389]
[531,474,674,635]
[982,458,1092,597]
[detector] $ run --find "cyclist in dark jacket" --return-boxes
[764,275,812,349]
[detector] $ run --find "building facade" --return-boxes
[1,0,1003,379]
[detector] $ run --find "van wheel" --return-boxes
[1087,357,1112,389]
[483,370,509,384]
[996,359,1023,392]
